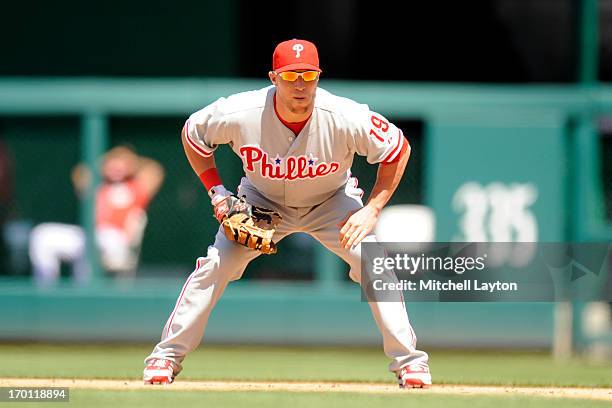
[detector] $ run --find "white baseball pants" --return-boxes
[146,178,428,374]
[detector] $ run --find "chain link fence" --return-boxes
[0,115,424,281]
[0,118,80,276]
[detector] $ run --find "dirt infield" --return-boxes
[1,378,611,401]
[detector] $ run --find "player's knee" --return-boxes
[218,245,250,281]
[348,268,361,283]
[191,247,221,278]
[195,244,251,282]
[346,235,379,284]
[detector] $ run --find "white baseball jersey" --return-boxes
[184,86,407,207]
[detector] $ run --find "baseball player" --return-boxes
[143,39,431,388]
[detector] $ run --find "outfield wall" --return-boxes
[0,79,611,348]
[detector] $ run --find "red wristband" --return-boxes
[199,168,222,191]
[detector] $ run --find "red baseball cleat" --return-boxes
[396,364,432,389]
[143,358,177,384]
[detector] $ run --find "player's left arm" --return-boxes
[339,137,410,249]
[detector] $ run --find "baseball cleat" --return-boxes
[143,358,177,385]
[396,364,432,389]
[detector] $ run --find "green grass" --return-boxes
[1,343,611,388]
[10,390,612,408]
[3,343,611,408]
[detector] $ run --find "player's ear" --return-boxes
[268,71,277,85]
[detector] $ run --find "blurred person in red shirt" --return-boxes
[29,146,164,285]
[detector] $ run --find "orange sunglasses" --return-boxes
[276,71,320,82]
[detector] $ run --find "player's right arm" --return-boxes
[181,127,217,180]
[181,103,233,221]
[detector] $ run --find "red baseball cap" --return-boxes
[272,39,322,73]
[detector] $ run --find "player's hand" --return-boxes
[338,204,380,250]
[210,185,233,223]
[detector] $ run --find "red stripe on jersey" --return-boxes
[384,140,409,164]
[184,120,213,158]
[382,129,405,163]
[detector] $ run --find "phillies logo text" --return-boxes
[240,146,340,180]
